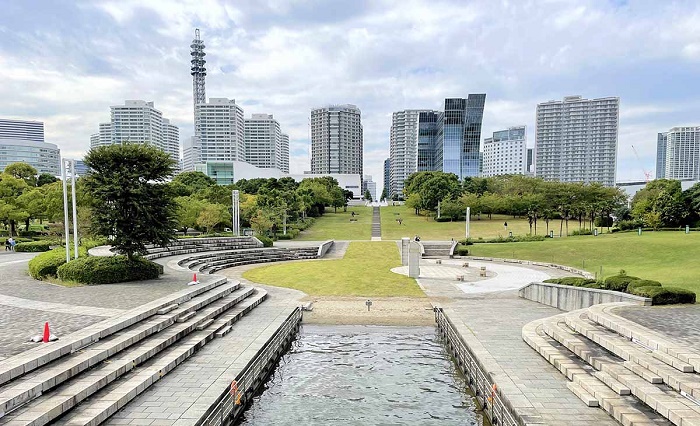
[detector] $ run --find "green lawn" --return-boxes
[381,205,531,240]
[468,231,700,297]
[296,207,373,241]
[243,241,425,297]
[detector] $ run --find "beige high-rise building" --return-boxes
[244,113,289,173]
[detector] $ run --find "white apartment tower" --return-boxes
[482,126,527,177]
[0,119,60,175]
[389,109,424,198]
[244,113,289,172]
[195,98,245,163]
[535,95,619,187]
[310,104,363,175]
[658,127,700,180]
[90,101,179,165]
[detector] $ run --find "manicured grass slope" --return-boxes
[296,207,373,241]
[468,231,700,297]
[381,205,531,240]
[243,241,425,297]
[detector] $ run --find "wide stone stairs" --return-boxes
[523,303,700,426]
[143,237,263,261]
[178,247,318,274]
[419,241,454,258]
[371,207,381,239]
[0,277,266,425]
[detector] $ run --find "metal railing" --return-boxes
[434,307,522,426]
[198,308,303,425]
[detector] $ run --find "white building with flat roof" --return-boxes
[482,126,527,177]
[194,98,245,164]
[244,113,289,173]
[389,109,426,199]
[657,127,700,180]
[535,95,619,187]
[0,119,60,175]
[90,101,179,165]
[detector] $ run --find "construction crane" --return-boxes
[631,145,652,182]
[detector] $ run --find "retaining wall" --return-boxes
[197,308,303,425]
[519,282,652,311]
[317,240,334,258]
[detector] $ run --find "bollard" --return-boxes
[480,266,487,277]
[436,259,442,264]
[456,275,464,281]
[462,262,469,268]
[365,299,372,312]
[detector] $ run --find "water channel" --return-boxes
[236,324,485,425]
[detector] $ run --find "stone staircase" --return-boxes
[523,303,700,426]
[0,277,266,425]
[143,237,263,261]
[178,247,318,274]
[419,241,453,258]
[371,207,381,239]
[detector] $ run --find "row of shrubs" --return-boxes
[57,256,163,284]
[15,240,53,252]
[458,234,548,245]
[543,273,696,305]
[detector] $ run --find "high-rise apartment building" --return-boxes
[0,119,60,175]
[526,148,534,174]
[482,126,527,177]
[657,127,700,180]
[383,158,390,199]
[417,111,439,173]
[362,175,377,201]
[90,101,179,165]
[389,109,427,199]
[535,95,619,187]
[195,98,245,163]
[244,113,290,173]
[310,105,363,175]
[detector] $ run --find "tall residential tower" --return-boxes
[535,95,619,187]
[657,126,700,180]
[244,113,289,173]
[389,109,426,198]
[310,104,363,175]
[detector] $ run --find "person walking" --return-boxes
[7,237,16,251]
[4,239,10,251]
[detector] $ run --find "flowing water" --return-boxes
[236,324,484,426]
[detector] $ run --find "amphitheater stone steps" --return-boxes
[523,304,700,426]
[420,241,453,258]
[0,278,266,425]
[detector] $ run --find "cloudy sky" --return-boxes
[2,0,700,190]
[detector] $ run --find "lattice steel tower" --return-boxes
[190,29,207,111]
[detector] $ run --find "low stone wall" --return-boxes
[519,282,652,311]
[468,256,595,279]
[317,240,334,258]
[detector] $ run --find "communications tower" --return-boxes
[190,29,207,112]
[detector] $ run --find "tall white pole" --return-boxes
[466,207,471,239]
[231,190,235,237]
[231,190,240,237]
[71,160,79,258]
[61,159,70,262]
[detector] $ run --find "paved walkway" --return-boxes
[433,260,619,425]
[371,206,381,241]
[614,304,700,352]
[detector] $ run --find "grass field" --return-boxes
[381,205,531,240]
[468,231,700,297]
[296,207,373,241]
[243,241,425,297]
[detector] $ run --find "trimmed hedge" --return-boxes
[629,286,696,305]
[459,234,547,245]
[544,277,597,287]
[57,256,162,285]
[626,279,661,292]
[257,235,273,247]
[15,240,52,252]
[603,275,641,292]
[455,245,469,256]
[28,247,86,279]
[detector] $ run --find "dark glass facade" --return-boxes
[417,95,486,179]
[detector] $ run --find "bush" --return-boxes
[257,235,273,247]
[455,245,469,256]
[616,219,644,231]
[569,229,593,236]
[28,247,86,279]
[603,275,641,292]
[544,277,597,287]
[15,240,52,252]
[595,216,614,227]
[434,216,453,222]
[57,256,162,284]
[626,279,661,292]
[629,286,696,305]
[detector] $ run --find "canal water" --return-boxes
[237,324,485,425]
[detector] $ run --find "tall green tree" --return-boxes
[4,163,37,186]
[83,143,177,260]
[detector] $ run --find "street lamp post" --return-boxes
[231,190,240,237]
[70,160,79,258]
[61,159,71,262]
[465,206,471,239]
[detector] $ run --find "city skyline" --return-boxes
[3,1,700,191]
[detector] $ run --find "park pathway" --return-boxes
[371,206,381,240]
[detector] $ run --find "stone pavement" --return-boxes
[614,304,700,352]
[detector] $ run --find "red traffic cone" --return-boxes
[42,322,50,343]
[193,273,197,282]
